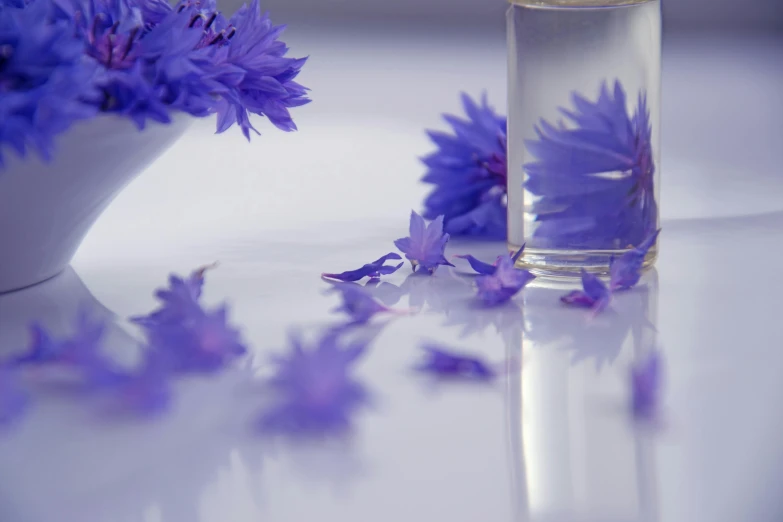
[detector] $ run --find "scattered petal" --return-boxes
[145,304,248,373]
[631,351,663,420]
[454,254,497,275]
[134,267,247,373]
[415,344,496,381]
[610,230,661,291]
[394,211,455,274]
[259,331,370,435]
[475,248,535,306]
[560,269,612,314]
[131,263,215,327]
[322,253,403,282]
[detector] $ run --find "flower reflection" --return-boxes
[358,269,524,342]
[524,271,658,371]
[0,268,263,522]
[262,436,369,495]
[506,271,660,522]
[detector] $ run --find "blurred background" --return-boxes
[84,0,783,265]
[225,0,783,34]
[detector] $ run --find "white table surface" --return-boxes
[0,30,782,522]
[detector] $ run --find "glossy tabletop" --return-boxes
[0,30,782,522]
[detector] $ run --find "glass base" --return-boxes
[509,244,658,279]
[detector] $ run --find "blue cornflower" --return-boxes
[54,0,308,135]
[525,80,657,249]
[193,0,310,139]
[62,0,215,127]
[0,0,97,165]
[394,211,455,274]
[259,331,370,435]
[422,93,507,239]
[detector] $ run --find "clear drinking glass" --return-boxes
[506,0,662,276]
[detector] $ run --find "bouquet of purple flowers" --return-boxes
[0,0,309,166]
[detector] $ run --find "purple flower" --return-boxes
[422,93,508,239]
[0,364,29,427]
[131,264,214,327]
[560,269,612,314]
[475,247,534,306]
[53,0,309,135]
[525,80,657,249]
[144,304,247,373]
[610,230,660,291]
[415,344,496,381]
[259,331,370,435]
[0,0,98,166]
[203,0,310,139]
[134,267,247,373]
[322,253,403,282]
[394,211,455,274]
[331,284,399,324]
[631,351,662,420]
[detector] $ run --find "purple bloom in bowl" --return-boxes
[259,331,370,436]
[0,0,98,165]
[422,93,508,239]
[524,81,657,249]
[1,0,310,162]
[394,211,455,274]
[322,253,403,282]
[201,0,310,138]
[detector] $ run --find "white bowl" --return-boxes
[0,115,191,293]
